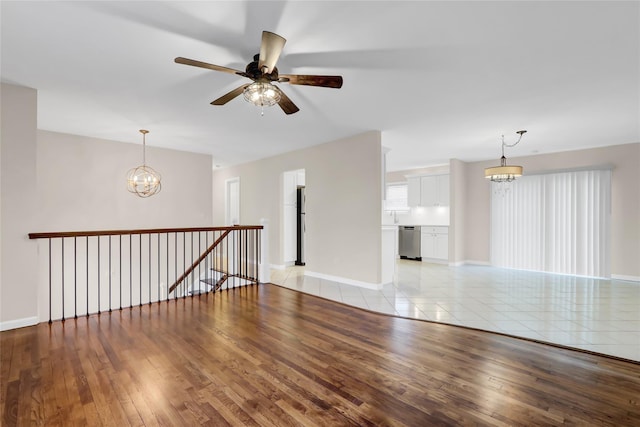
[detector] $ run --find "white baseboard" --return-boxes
[270,264,286,270]
[0,316,39,332]
[448,264,638,282]
[447,260,491,266]
[611,274,640,283]
[304,270,384,290]
[461,260,491,266]
[421,258,448,265]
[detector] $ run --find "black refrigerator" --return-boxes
[295,186,306,266]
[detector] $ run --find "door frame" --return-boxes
[225,177,240,226]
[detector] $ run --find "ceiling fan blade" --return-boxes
[273,86,299,115]
[211,84,251,105]
[279,74,343,89]
[175,57,248,77]
[258,31,286,74]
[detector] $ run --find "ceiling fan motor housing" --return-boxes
[246,54,279,81]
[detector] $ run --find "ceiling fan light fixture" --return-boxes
[243,81,281,107]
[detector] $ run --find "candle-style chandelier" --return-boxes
[126,129,162,197]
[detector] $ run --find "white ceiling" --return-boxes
[2,1,638,171]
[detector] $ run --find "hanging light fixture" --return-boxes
[243,81,281,107]
[484,130,527,182]
[126,129,162,197]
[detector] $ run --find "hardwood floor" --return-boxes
[2,284,639,426]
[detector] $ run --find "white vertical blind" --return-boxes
[491,169,611,278]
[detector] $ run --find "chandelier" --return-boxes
[484,130,527,182]
[126,129,162,197]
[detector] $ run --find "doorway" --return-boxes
[225,177,240,225]
[282,169,305,266]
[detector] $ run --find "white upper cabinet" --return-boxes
[407,174,449,207]
[420,176,438,206]
[407,176,422,207]
[436,174,449,206]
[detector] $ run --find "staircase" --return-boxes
[189,268,226,295]
[175,264,256,298]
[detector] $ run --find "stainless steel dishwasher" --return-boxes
[399,226,421,260]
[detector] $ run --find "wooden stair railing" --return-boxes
[168,229,231,294]
[28,225,263,323]
[28,226,260,239]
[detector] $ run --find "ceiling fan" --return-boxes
[175,31,343,115]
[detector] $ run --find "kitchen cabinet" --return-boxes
[407,174,449,207]
[407,176,421,207]
[420,175,449,207]
[421,226,448,262]
[438,175,450,206]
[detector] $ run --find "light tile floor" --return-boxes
[270,260,640,361]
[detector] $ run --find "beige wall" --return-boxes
[1,83,38,328]
[456,142,640,278]
[212,131,383,285]
[37,130,213,231]
[0,82,214,328]
[449,159,466,264]
[461,158,493,264]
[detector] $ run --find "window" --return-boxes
[385,183,410,211]
[491,169,611,278]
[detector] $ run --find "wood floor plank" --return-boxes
[2,284,639,426]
